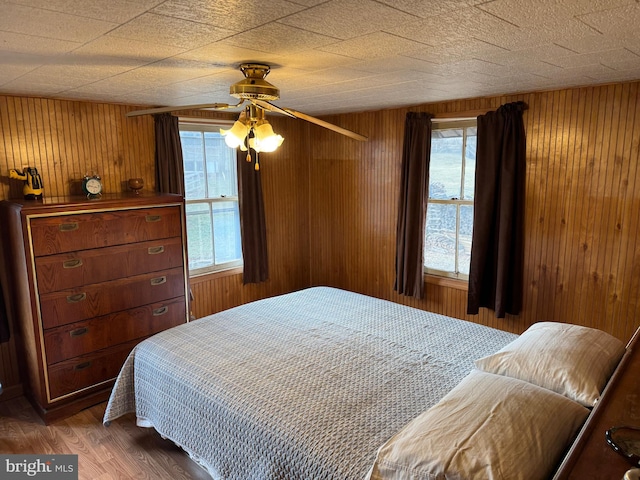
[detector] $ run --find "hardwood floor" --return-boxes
[0,396,211,479]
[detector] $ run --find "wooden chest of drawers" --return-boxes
[0,193,189,422]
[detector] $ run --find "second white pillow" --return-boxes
[475,321,625,407]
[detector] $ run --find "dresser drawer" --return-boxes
[39,267,185,329]
[30,206,182,256]
[47,338,140,399]
[35,237,184,294]
[44,297,186,364]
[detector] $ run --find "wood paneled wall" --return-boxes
[308,82,640,343]
[0,96,310,395]
[2,80,639,396]
[0,97,156,199]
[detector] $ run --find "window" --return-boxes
[179,120,242,275]
[424,119,477,280]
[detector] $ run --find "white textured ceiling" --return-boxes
[2,0,640,115]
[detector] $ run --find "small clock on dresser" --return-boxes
[82,173,102,198]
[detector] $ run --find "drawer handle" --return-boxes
[59,222,79,232]
[66,292,87,303]
[74,361,92,371]
[150,276,167,286]
[62,258,83,269]
[69,327,88,337]
[153,306,169,316]
[148,246,165,255]
[145,214,161,223]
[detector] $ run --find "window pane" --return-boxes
[205,132,238,197]
[464,127,477,200]
[430,129,463,200]
[426,121,476,278]
[180,122,243,275]
[185,202,213,270]
[213,201,242,264]
[181,131,206,199]
[459,205,474,275]
[424,203,457,272]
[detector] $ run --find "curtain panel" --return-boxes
[467,101,527,318]
[237,152,269,284]
[154,113,185,196]
[394,112,434,299]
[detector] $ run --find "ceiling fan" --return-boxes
[126,63,368,142]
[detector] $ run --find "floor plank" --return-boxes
[0,397,211,480]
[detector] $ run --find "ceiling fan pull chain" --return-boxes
[244,132,252,163]
[255,153,260,171]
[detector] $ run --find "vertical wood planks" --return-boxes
[308,83,640,341]
[2,81,640,392]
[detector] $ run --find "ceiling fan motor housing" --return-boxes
[230,63,280,101]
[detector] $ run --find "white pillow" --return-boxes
[367,370,589,480]
[474,322,625,407]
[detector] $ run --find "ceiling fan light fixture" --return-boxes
[126,62,368,145]
[222,106,284,156]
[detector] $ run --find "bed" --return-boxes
[103,287,627,480]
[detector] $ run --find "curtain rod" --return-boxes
[430,103,528,121]
[432,109,491,120]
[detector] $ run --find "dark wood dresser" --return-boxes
[554,326,640,479]
[0,193,189,423]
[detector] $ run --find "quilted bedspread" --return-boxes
[103,287,517,479]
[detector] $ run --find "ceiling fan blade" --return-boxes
[281,107,368,141]
[252,99,296,118]
[126,100,244,117]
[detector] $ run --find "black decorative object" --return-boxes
[606,426,640,466]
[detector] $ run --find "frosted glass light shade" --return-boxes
[253,122,284,152]
[220,120,248,148]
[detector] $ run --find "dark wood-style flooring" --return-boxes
[0,396,211,479]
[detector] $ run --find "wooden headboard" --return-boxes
[554,326,640,479]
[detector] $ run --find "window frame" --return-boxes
[179,117,243,277]
[424,118,477,281]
